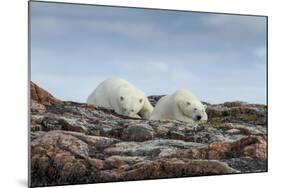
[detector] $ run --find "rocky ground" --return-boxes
[30,82,268,187]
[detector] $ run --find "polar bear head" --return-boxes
[176,90,208,122]
[116,85,145,117]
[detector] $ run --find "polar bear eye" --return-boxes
[186,102,191,106]
[139,98,143,103]
[194,108,198,111]
[120,96,124,101]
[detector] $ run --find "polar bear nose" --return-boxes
[196,115,202,121]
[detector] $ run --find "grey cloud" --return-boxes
[30,2,267,104]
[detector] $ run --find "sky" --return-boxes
[30,1,267,104]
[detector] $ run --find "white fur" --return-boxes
[87,77,153,119]
[150,89,208,123]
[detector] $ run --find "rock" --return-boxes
[148,95,165,107]
[31,131,93,186]
[162,158,238,176]
[104,156,144,169]
[206,103,267,126]
[223,157,267,172]
[122,124,154,142]
[30,82,267,187]
[31,81,61,105]
[31,100,46,113]
[226,128,241,134]
[88,158,104,170]
[237,136,267,159]
[223,101,248,107]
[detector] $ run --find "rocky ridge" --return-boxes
[30,82,267,187]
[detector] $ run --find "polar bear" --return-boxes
[150,89,208,123]
[87,77,153,119]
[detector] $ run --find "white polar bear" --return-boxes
[87,77,153,119]
[150,89,208,123]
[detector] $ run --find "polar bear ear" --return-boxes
[120,96,124,101]
[203,104,207,109]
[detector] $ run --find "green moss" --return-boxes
[241,114,258,121]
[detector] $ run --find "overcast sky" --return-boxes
[30,2,267,104]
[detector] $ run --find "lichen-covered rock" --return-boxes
[122,124,154,142]
[30,82,267,187]
[31,100,46,113]
[148,95,165,107]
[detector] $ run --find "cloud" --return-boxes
[30,2,267,104]
[202,14,266,32]
[252,46,266,59]
[84,20,162,39]
[31,17,64,34]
